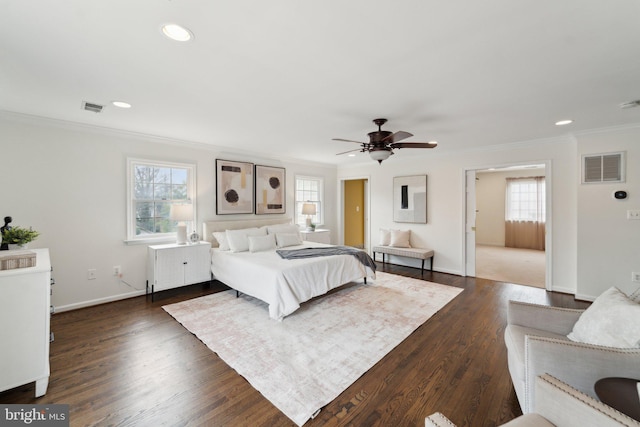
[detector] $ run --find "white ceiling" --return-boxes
[2,1,639,165]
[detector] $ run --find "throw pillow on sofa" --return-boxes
[567,286,640,348]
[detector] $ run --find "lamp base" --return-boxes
[176,224,187,245]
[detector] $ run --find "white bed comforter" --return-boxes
[211,241,375,320]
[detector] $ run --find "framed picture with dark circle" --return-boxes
[215,159,254,214]
[255,165,285,215]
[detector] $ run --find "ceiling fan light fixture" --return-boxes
[370,149,391,164]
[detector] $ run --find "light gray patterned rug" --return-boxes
[163,272,462,426]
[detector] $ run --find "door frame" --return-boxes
[462,160,553,290]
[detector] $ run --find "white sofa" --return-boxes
[504,299,640,414]
[425,374,640,426]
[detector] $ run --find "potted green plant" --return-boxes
[2,226,40,249]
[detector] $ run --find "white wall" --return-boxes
[4,112,638,307]
[576,126,640,299]
[475,167,545,246]
[339,127,640,300]
[338,137,578,295]
[0,113,337,311]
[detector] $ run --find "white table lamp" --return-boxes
[301,203,316,231]
[170,203,193,245]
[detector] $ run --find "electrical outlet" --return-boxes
[627,210,640,220]
[632,272,640,283]
[113,266,121,277]
[87,269,97,280]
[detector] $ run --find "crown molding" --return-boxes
[0,110,336,169]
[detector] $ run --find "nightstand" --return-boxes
[147,241,212,299]
[300,229,331,244]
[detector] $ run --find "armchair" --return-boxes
[504,300,640,414]
[425,374,639,426]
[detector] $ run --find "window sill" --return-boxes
[124,237,176,246]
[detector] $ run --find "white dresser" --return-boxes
[147,242,212,299]
[0,248,51,397]
[300,229,331,244]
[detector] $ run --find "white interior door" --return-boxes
[465,170,476,276]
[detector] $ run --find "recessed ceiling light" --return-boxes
[112,101,132,109]
[161,23,193,42]
[348,153,356,157]
[555,119,573,126]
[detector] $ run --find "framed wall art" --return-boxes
[393,175,427,223]
[255,165,285,215]
[215,159,254,215]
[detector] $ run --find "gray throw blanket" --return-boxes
[276,246,377,272]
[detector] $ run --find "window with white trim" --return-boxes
[295,175,324,227]
[127,158,196,242]
[505,177,545,222]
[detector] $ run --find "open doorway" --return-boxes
[466,164,549,289]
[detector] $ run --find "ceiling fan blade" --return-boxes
[332,138,365,144]
[336,148,363,155]
[390,142,438,149]
[382,131,413,143]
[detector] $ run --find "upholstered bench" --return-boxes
[372,245,434,274]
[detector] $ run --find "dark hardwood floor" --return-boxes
[0,263,590,427]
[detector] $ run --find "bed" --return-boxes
[203,218,376,320]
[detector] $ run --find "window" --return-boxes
[505,177,545,222]
[295,175,323,227]
[127,158,196,242]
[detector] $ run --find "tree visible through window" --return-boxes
[295,176,323,226]
[127,159,195,241]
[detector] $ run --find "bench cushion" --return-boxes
[372,245,434,259]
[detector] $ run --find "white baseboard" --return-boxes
[54,289,146,312]
[574,293,596,302]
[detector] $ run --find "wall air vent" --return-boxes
[582,152,625,184]
[82,101,104,113]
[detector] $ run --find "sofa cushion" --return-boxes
[504,325,570,384]
[567,286,640,348]
[501,414,554,427]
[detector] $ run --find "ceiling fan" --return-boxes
[333,118,437,164]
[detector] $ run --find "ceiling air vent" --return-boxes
[82,101,104,113]
[582,152,625,184]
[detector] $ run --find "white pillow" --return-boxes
[390,229,411,248]
[276,232,302,248]
[567,286,640,348]
[212,231,230,251]
[248,234,276,252]
[379,229,391,246]
[266,224,300,235]
[226,227,267,252]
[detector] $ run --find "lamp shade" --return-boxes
[301,203,316,216]
[170,203,193,222]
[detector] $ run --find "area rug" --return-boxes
[162,272,462,426]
